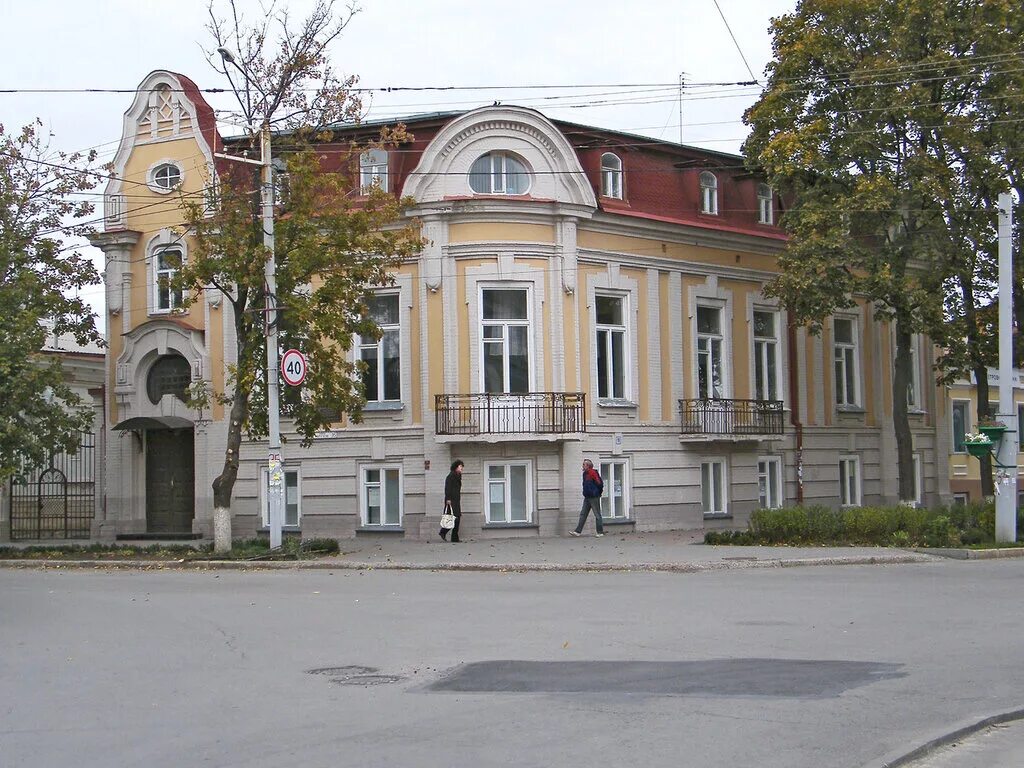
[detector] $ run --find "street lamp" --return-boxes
[215,47,286,550]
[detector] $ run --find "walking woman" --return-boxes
[440,459,464,543]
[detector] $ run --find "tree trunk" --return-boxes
[211,393,248,553]
[892,319,916,503]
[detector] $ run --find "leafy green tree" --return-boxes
[744,0,1020,503]
[178,1,423,549]
[0,120,100,482]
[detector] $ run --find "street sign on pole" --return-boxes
[280,348,307,387]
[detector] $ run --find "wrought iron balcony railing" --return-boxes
[436,392,587,436]
[679,398,785,436]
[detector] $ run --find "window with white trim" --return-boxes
[757,456,783,509]
[260,467,301,527]
[359,293,400,402]
[913,453,923,505]
[697,305,725,399]
[469,152,530,195]
[952,399,969,453]
[359,149,389,194]
[699,171,718,215]
[906,335,922,410]
[757,183,773,224]
[485,461,531,524]
[839,455,861,507]
[149,162,182,193]
[154,247,183,312]
[596,294,628,400]
[481,288,531,393]
[361,466,402,526]
[952,492,969,506]
[600,460,629,519]
[833,317,860,407]
[701,459,727,515]
[600,153,622,199]
[753,309,779,401]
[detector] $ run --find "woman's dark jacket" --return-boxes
[444,471,462,516]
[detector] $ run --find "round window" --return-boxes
[151,163,182,192]
[146,355,192,404]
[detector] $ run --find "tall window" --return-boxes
[155,247,183,311]
[481,288,530,393]
[833,317,860,407]
[362,466,402,526]
[757,183,773,224]
[753,310,779,401]
[951,400,969,453]
[600,460,629,519]
[697,305,725,399]
[469,152,530,195]
[600,153,622,199]
[485,461,531,523]
[757,456,782,509]
[905,335,921,410]
[839,456,861,507]
[699,171,718,215]
[359,149,389,194]
[360,293,400,402]
[261,467,300,527]
[596,294,627,400]
[701,459,727,514]
[913,454,923,505]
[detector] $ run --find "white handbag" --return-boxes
[440,502,456,530]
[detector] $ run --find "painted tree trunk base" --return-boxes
[213,507,232,553]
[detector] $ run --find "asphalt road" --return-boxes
[2,560,1022,768]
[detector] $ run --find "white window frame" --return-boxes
[360,465,403,527]
[699,171,719,215]
[259,466,301,528]
[359,149,389,194]
[600,152,623,199]
[696,304,726,399]
[833,316,861,407]
[147,160,183,194]
[839,455,862,507]
[951,399,970,453]
[906,334,922,410]
[952,492,969,506]
[599,459,630,520]
[479,286,533,393]
[701,458,728,515]
[757,456,783,509]
[757,183,773,225]
[469,152,530,195]
[595,292,629,401]
[753,308,780,402]
[153,246,183,313]
[359,291,401,403]
[484,460,533,524]
[913,453,923,506]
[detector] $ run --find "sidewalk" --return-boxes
[0,529,941,571]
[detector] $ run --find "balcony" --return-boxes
[435,392,586,441]
[679,398,784,439]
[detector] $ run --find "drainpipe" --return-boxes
[787,318,804,503]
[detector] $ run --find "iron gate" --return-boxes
[9,432,96,540]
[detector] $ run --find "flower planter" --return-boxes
[978,424,1007,441]
[965,439,994,458]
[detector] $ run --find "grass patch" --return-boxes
[0,536,341,561]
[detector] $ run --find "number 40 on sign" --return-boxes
[280,348,307,387]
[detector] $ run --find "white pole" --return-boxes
[996,192,1017,543]
[262,123,284,549]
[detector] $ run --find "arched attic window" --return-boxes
[699,171,718,215]
[469,152,530,195]
[147,354,192,404]
[600,152,623,199]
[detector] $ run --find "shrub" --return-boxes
[301,537,340,555]
[842,506,894,545]
[924,515,956,547]
[750,507,809,543]
[804,505,844,543]
[889,530,911,548]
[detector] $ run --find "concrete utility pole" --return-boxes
[996,192,1017,543]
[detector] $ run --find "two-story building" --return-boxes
[87,70,951,541]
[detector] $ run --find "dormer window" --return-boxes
[699,171,718,215]
[758,183,774,224]
[469,152,530,195]
[600,153,623,199]
[360,149,389,194]
[149,162,182,193]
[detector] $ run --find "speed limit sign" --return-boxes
[280,349,307,387]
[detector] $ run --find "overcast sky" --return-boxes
[2,0,797,324]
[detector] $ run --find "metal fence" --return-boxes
[8,432,96,540]
[679,399,785,436]
[436,393,587,436]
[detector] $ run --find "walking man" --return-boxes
[570,459,604,537]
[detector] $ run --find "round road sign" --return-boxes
[280,349,307,386]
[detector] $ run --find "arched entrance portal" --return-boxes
[145,428,195,534]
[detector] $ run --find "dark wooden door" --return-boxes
[146,429,195,534]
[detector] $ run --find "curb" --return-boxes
[867,707,1024,768]
[0,552,934,573]
[919,547,1024,560]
